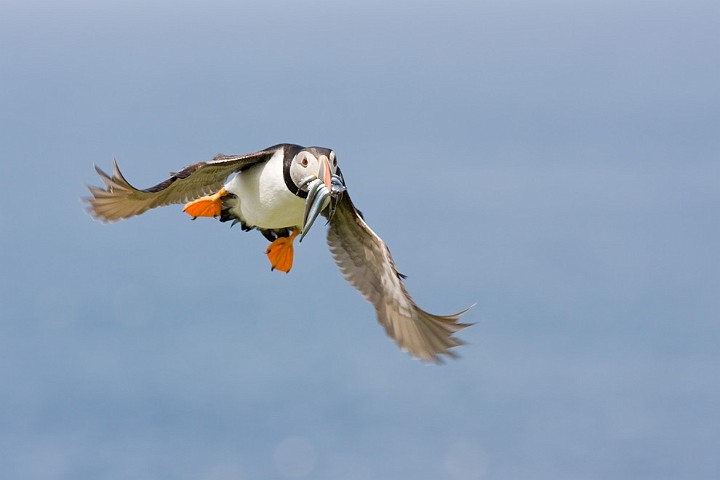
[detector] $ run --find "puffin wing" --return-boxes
[86,149,276,222]
[326,193,471,362]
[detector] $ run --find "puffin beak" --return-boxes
[318,155,333,191]
[299,156,334,242]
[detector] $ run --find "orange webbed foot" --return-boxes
[183,188,227,218]
[265,228,300,273]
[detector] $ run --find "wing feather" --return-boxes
[327,193,471,362]
[85,149,277,222]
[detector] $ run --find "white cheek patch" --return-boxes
[329,151,337,172]
[291,152,318,186]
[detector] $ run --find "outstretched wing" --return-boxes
[326,193,471,362]
[85,148,277,222]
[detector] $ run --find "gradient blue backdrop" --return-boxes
[1,1,718,479]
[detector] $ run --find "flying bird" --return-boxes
[85,144,470,361]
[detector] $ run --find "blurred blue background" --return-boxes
[1,1,718,478]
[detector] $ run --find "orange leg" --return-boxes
[183,188,227,218]
[265,228,300,273]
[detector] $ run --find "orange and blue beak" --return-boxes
[300,156,344,242]
[318,155,333,192]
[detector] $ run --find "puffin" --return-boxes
[85,144,470,362]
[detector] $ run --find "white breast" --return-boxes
[224,149,306,229]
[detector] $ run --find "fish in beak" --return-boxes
[300,156,344,242]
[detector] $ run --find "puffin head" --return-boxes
[288,147,346,241]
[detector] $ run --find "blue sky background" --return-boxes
[1,1,719,478]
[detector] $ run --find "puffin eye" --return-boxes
[300,157,309,167]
